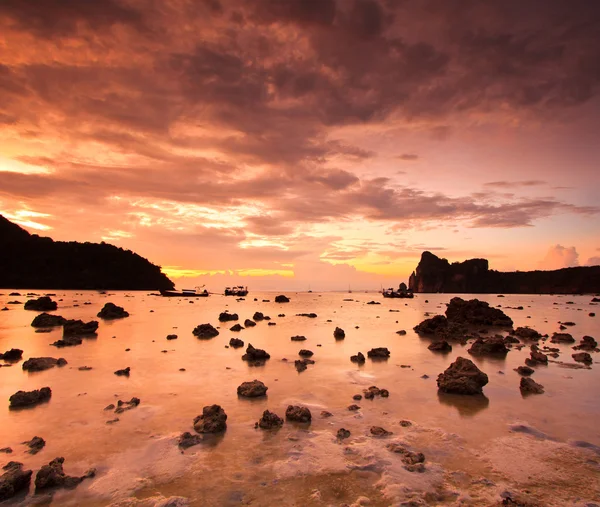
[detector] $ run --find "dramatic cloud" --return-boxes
[538,245,580,270]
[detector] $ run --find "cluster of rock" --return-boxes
[193,323,219,339]
[9,387,52,409]
[437,357,489,395]
[22,357,67,372]
[241,344,270,366]
[24,297,57,311]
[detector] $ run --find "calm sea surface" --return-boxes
[1,291,599,506]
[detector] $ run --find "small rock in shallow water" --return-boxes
[437,357,488,395]
[256,410,284,430]
[285,405,311,423]
[194,405,227,433]
[237,380,268,397]
[336,428,351,440]
[0,461,33,501]
[178,432,203,449]
[350,352,365,364]
[34,457,95,491]
[370,426,392,437]
[515,365,535,376]
[320,411,333,418]
[23,436,45,455]
[114,367,130,377]
[9,387,52,409]
[520,377,544,394]
[97,302,129,319]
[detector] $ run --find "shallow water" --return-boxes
[1,291,599,506]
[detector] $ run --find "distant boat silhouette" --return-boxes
[161,286,208,297]
[225,286,248,297]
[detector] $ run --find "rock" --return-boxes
[253,312,264,321]
[413,315,453,335]
[229,338,244,348]
[0,349,23,361]
[0,461,33,501]
[504,335,520,344]
[241,344,271,365]
[230,323,244,332]
[267,322,276,326]
[9,387,52,408]
[320,411,333,418]
[445,297,513,327]
[22,357,67,372]
[237,380,268,397]
[31,313,67,328]
[428,340,452,352]
[386,443,425,472]
[23,436,45,454]
[296,313,317,318]
[572,352,592,363]
[347,404,360,411]
[34,457,95,491]
[468,336,509,356]
[104,404,115,411]
[574,335,598,350]
[520,377,544,394]
[291,335,307,341]
[285,405,311,422]
[0,448,12,453]
[437,357,489,395]
[256,410,284,429]
[336,428,351,440]
[78,366,92,371]
[298,349,313,357]
[396,330,407,335]
[399,420,412,427]
[166,334,178,340]
[353,394,362,400]
[52,336,84,347]
[550,332,575,344]
[218,312,238,322]
[24,297,57,311]
[363,386,389,399]
[350,352,365,363]
[114,367,130,376]
[367,347,390,359]
[275,295,290,303]
[97,302,129,319]
[193,405,227,433]
[333,327,345,339]
[295,359,312,372]
[370,426,392,437]
[63,319,99,336]
[114,397,140,413]
[591,313,596,317]
[366,301,380,305]
[178,432,203,449]
[244,319,256,327]
[192,323,219,339]
[515,365,535,376]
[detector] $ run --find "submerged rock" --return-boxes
[291,335,307,341]
[9,387,52,408]
[218,312,238,322]
[115,397,140,414]
[428,340,452,352]
[237,380,268,397]
[333,327,345,340]
[350,352,365,364]
[52,336,83,348]
[550,332,575,344]
[252,312,264,321]
[243,319,256,328]
[24,297,57,312]
[241,344,271,366]
[285,405,311,423]
[114,367,130,377]
[515,365,535,376]
[63,319,99,336]
[437,357,488,395]
[97,302,129,320]
[229,338,244,348]
[34,457,95,491]
[31,313,67,328]
[256,410,284,430]
[386,443,426,472]
[22,357,67,372]
[178,432,203,449]
[193,405,227,433]
[370,426,393,437]
[468,336,509,356]
[367,347,390,359]
[0,349,23,361]
[520,377,544,394]
[192,323,219,339]
[275,295,290,303]
[294,358,314,372]
[230,323,244,332]
[23,436,45,455]
[0,461,33,501]
[572,352,592,363]
[336,428,351,440]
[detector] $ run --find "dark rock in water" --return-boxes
[468,336,509,356]
[285,405,311,423]
[550,332,575,344]
[528,345,548,364]
[219,312,238,322]
[253,312,264,321]
[22,357,67,372]
[428,340,452,352]
[333,327,345,340]
[24,297,57,311]
[52,336,83,348]
[230,323,244,332]
[399,420,412,427]
[104,404,115,411]
[166,334,178,340]
[590,312,596,317]
[178,432,203,449]
[353,394,362,400]
[9,387,52,408]
[34,457,95,491]
[298,349,313,357]
[242,344,270,365]
[115,397,140,414]
[256,410,284,430]
[350,352,365,364]
[336,428,351,440]
[320,411,333,418]
[504,335,520,344]
[114,367,130,377]
[237,380,268,397]
[363,386,389,399]
[520,377,544,394]
[386,443,426,472]
[193,323,219,339]
[513,327,542,340]
[515,365,535,376]
[437,357,488,395]
[297,313,317,318]
[78,366,92,371]
[278,314,285,317]
[396,330,407,335]
[445,297,513,327]
[0,448,12,453]
[367,347,390,359]
[574,335,598,350]
[275,295,290,303]
[295,358,315,372]
[370,426,392,437]
[97,302,129,319]
[413,315,453,335]
[63,319,99,337]
[229,338,244,348]
[193,405,227,433]
[0,349,23,361]
[267,322,276,326]
[244,319,256,327]
[572,352,592,363]
[23,436,45,455]
[31,313,67,328]
[0,461,33,501]
[347,404,360,411]
[291,335,307,341]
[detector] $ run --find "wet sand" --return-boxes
[1,291,599,506]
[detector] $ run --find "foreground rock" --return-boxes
[193,405,227,433]
[256,410,284,430]
[550,332,575,344]
[574,335,598,351]
[192,323,219,339]
[387,443,426,472]
[241,344,271,366]
[428,340,452,352]
[9,387,52,408]
[22,357,67,372]
[367,347,390,359]
[275,295,290,303]
[23,436,45,455]
[350,352,365,364]
[437,357,488,395]
[237,380,268,397]
[35,457,95,491]
[97,302,129,320]
[0,461,32,501]
[572,352,593,364]
[63,319,99,336]
[229,338,244,348]
[218,312,238,322]
[24,297,57,311]
[31,313,67,328]
[178,432,203,449]
[0,349,23,361]
[243,319,256,328]
[333,327,345,340]
[286,405,311,423]
[520,377,544,395]
[468,336,509,356]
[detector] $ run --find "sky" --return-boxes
[1,0,599,290]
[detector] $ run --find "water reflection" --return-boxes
[437,391,490,417]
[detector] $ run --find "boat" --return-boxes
[382,282,414,299]
[161,287,209,297]
[224,286,248,297]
